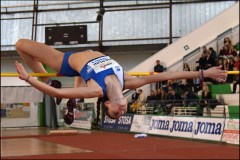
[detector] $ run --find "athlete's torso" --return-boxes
[68,51,124,97]
[68,51,104,73]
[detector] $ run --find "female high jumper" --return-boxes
[15,39,227,120]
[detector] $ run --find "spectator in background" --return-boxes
[179,63,193,93]
[202,46,208,55]
[221,58,229,71]
[204,51,216,70]
[162,80,169,93]
[154,60,164,89]
[165,89,182,114]
[152,88,168,114]
[182,88,199,107]
[162,85,174,112]
[220,37,231,51]
[216,58,223,66]
[131,89,139,102]
[232,56,240,93]
[224,37,231,45]
[232,76,239,94]
[156,88,162,100]
[198,45,208,68]
[160,89,168,100]
[131,89,145,112]
[146,89,158,114]
[228,57,235,69]
[227,57,235,83]
[220,44,237,58]
[183,62,191,71]
[223,37,231,50]
[219,45,229,58]
[183,63,193,86]
[127,89,139,113]
[204,52,217,83]
[219,37,237,58]
[232,77,239,94]
[165,83,174,94]
[229,46,237,57]
[224,38,238,57]
[146,89,158,103]
[209,47,218,62]
[196,52,206,70]
[199,83,212,116]
[154,60,164,73]
[233,56,239,70]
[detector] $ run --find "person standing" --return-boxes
[154,60,164,89]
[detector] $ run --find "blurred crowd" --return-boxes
[128,37,239,115]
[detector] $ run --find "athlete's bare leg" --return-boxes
[15,39,64,82]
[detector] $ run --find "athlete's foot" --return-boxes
[64,99,76,125]
[50,80,62,105]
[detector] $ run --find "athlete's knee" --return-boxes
[15,39,31,51]
[16,39,26,51]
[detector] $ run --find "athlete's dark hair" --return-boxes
[97,97,117,120]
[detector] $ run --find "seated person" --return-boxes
[127,89,139,113]
[165,89,182,114]
[146,89,158,103]
[182,88,199,107]
[145,89,159,114]
[232,77,239,94]
[232,56,240,93]
[199,83,213,116]
[131,89,145,112]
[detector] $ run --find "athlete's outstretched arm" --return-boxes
[124,66,227,89]
[15,61,102,98]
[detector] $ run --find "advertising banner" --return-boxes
[103,113,227,142]
[70,110,93,129]
[1,103,39,127]
[222,118,239,145]
[148,116,173,136]
[1,103,30,118]
[130,115,152,133]
[102,114,133,131]
[192,118,225,141]
[168,117,196,138]
[146,116,224,141]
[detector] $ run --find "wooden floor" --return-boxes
[1,138,92,157]
[1,127,92,158]
[1,127,49,137]
[1,127,91,137]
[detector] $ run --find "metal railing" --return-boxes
[133,99,230,118]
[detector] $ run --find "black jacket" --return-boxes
[154,64,164,72]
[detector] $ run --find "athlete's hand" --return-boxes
[204,66,228,82]
[15,61,29,81]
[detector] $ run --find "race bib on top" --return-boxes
[87,56,119,73]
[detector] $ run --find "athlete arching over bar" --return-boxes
[15,39,227,121]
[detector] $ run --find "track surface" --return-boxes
[1,130,239,159]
